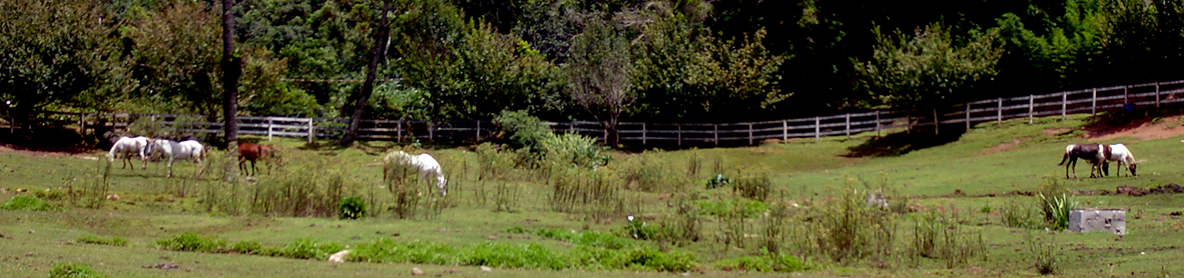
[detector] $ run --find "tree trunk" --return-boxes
[339,0,391,146]
[221,0,240,183]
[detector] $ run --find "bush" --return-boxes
[339,196,367,219]
[493,110,553,152]
[540,133,609,170]
[156,232,226,253]
[1,195,53,211]
[1041,193,1076,230]
[232,240,265,255]
[48,263,105,278]
[76,235,129,246]
[461,242,568,270]
[277,238,345,260]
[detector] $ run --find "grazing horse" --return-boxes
[382,150,447,197]
[1100,143,1137,177]
[146,139,205,178]
[238,142,276,176]
[107,136,150,170]
[1058,143,1106,179]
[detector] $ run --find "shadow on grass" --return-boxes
[843,126,966,157]
[1079,107,1184,139]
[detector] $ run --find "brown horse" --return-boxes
[238,142,276,176]
[1058,143,1105,179]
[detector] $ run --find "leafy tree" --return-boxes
[123,0,224,117]
[854,23,1003,134]
[339,0,392,145]
[393,0,563,121]
[0,0,124,129]
[566,15,633,146]
[631,6,787,122]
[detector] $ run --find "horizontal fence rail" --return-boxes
[31,79,1184,146]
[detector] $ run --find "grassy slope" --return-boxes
[2,113,1184,277]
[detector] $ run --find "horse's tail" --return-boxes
[1057,151,1070,166]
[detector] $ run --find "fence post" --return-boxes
[1156,82,1161,108]
[814,116,820,143]
[642,123,647,146]
[1092,88,1097,115]
[1124,85,1129,104]
[429,122,435,141]
[782,120,788,141]
[1061,92,1067,121]
[397,121,402,143]
[307,118,315,144]
[875,111,881,137]
[1028,95,1034,124]
[748,123,754,145]
[713,124,718,147]
[476,120,481,141]
[677,123,682,147]
[965,103,970,129]
[997,98,1003,124]
[844,113,851,139]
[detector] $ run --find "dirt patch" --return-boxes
[1087,116,1184,141]
[980,137,1029,155]
[1043,128,1071,137]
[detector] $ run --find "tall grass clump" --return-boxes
[156,232,226,253]
[713,254,806,272]
[1,195,54,211]
[1026,233,1060,275]
[76,235,129,246]
[474,142,517,181]
[808,179,899,265]
[1001,199,1040,229]
[48,262,105,278]
[908,205,986,268]
[731,168,773,201]
[616,151,679,192]
[247,155,353,217]
[549,169,628,223]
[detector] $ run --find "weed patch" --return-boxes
[48,262,105,278]
[156,232,226,253]
[1,195,54,211]
[76,235,129,246]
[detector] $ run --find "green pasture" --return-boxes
[2,113,1184,277]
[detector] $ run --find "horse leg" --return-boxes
[166,159,174,178]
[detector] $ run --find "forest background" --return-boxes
[4,0,1182,137]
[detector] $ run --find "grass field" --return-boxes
[2,112,1184,277]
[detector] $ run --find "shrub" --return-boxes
[76,235,129,246]
[541,133,610,170]
[156,232,226,253]
[339,196,367,219]
[461,242,568,270]
[231,240,265,255]
[1027,234,1060,275]
[48,262,105,278]
[1041,193,1076,230]
[493,110,553,152]
[277,238,345,260]
[770,253,806,272]
[1001,199,1039,229]
[1,195,53,211]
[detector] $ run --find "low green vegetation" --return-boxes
[47,262,105,278]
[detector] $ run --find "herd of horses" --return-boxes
[104,136,448,196]
[1058,143,1138,179]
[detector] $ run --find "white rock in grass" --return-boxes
[480,265,492,272]
[327,250,350,263]
[411,267,425,275]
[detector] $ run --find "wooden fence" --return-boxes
[32,79,1184,146]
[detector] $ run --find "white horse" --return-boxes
[146,139,205,178]
[382,150,447,197]
[107,136,150,170]
[1101,143,1137,177]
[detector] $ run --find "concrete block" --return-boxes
[1069,209,1126,235]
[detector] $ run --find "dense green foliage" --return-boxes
[4,0,1183,131]
[48,262,106,278]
